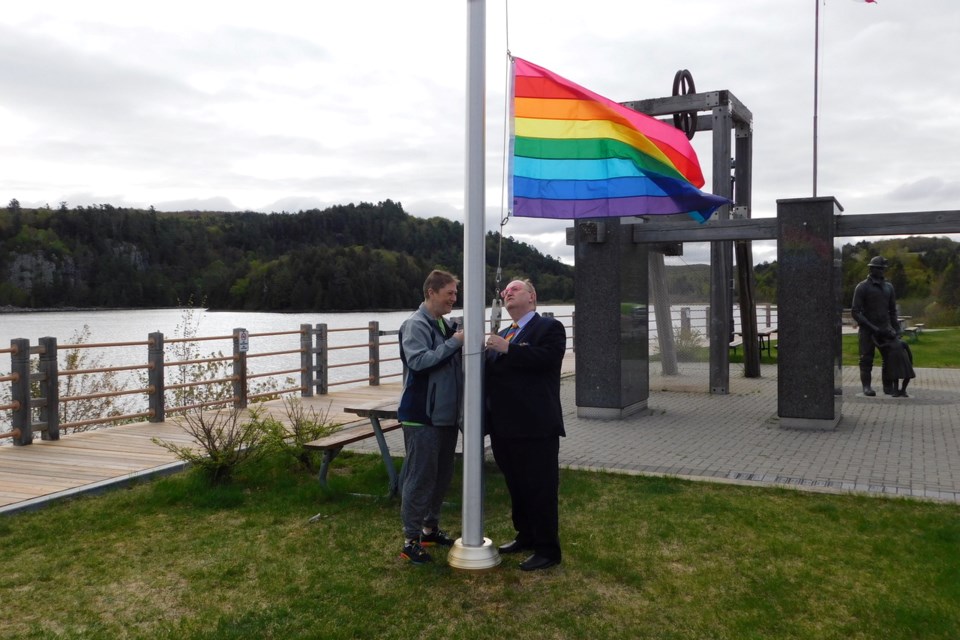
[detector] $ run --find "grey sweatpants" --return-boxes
[399,424,458,540]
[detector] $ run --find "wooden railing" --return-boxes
[0,343,18,441]
[0,313,583,446]
[6,308,781,445]
[0,321,416,446]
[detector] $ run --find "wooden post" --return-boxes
[709,101,734,395]
[11,339,32,445]
[680,307,691,340]
[148,332,165,422]
[300,323,313,397]
[737,245,761,377]
[369,321,380,386]
[233,328,248,409]
[570,311,575,352]
[316,324,328,395]
[734,115,760,378]
[38,337,59,440]
[650,252,678,375]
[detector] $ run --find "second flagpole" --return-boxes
[813,0,820,197]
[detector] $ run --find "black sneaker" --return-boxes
[401,540,433,565]
[420,528,455,547]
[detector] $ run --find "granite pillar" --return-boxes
[776,197,843,429]
[569,218,649,419]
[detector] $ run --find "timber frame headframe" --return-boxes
[620,79,960,395]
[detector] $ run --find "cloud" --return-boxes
[888,177,960,206]
[2,0,958,266]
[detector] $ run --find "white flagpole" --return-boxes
[813,0,820,197]
[448,0,500,571]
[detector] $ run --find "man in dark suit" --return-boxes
[484,279,566,571]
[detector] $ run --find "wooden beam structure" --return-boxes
[626,209,960,243]
[577,80,960,403]
[624,206,960,400]
[624,88,757,391]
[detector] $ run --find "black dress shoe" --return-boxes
[497,539,529,554]
[519,554,560,571]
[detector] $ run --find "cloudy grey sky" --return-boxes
[2,0,958,265]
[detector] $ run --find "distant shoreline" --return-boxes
[0,305,423,315]
[0,305,169,314]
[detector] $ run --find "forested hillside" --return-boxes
[751,235,960,325]
[4,198,957,323]
[0,200,574,311]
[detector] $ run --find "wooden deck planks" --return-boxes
[0,383,405,512]
[0,457,125,480]
[0,353,574,513]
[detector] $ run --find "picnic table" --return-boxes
[898,317,924,342]
[305,401,401,497]
[734,325,777,357]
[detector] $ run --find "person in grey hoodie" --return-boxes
[396,269,464,564]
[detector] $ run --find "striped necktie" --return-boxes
[503,322,520,342]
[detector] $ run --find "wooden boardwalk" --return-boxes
[0,352,574,515]
[0,382,404,514]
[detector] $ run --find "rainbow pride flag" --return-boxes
[512,57,729,222]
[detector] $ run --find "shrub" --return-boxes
[675,327,707,361]
[153,405,267,484]
[260,397,338,473]
[923,301,960,328]
[59,325,129,431]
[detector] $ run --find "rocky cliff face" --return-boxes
[4,242,146,291]
[7,251,78,290]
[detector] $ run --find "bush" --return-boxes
[260,396,338,473]
[675,327,707,361]
[153,405,267,484]
[923,301,960,328]
[59,325,130,431]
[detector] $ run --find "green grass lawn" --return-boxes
[2,452,959,639]
[726,326,960,368]
[841,326,960,368]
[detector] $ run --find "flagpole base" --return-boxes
[448,537,501,571]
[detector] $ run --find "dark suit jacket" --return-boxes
[485,313,566,439]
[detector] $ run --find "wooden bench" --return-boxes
[902,323,924,342]
[728,336,744,355]
[305,402,401,497]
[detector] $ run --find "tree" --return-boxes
[939,257,960,309]
[0,201,575,311]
